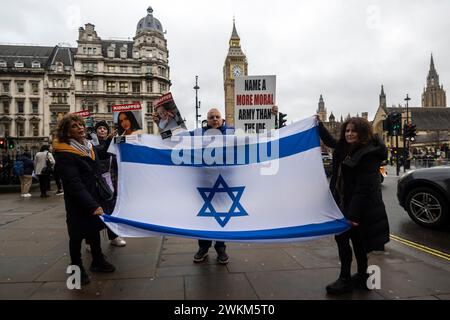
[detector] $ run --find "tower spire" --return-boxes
[430,53,435,71]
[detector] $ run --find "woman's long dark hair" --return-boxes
[338,117,375,154]
[117,111,141,135]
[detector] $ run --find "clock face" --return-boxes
[232,65,242,77]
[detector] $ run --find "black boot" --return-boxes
[90,255,116,273]
[216,247,229,265]
[326,277,353,294]
[79,265,91,285]
[351,273,370,290]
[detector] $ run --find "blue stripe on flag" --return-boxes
[102,215,350,240]
[119,126,320,166]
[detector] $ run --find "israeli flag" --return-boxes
[103,116,350,242]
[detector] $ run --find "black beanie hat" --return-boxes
[94,120,110,133]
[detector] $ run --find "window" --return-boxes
[31,61,41,68]
[159,82,167,93]
[83,47,87,54]
[147,122,153,134]
[120,66,128,73]
[3,123,10,136]
[14,61,24,68]
[120,49,127,58]
[107,102,114,113]
[146,65,152,74]
[133,66,140,74]
[16,82,25,94]
[31,122,39,136]
[132,82,140,93]
[56,63,63,72]
[108,48,115,58]
[31,100,39,114]
[0,60,6,67]
[119,82,128,93]
[82,80,97,91]
[107,65,115,72]
[93,48,97,55]
[158,67,166,77]
[2,82,9,93]
[17,100,24,114]
[133,51,139,59]
[106,81,116,92]
[17,123,25,137]
[147,81,153,93]
[82,62,97,72]
[87,48,92,55]
[31,82,39,95]
[146,101,153,114]
[84,101,98,113]
[2,101,10,114]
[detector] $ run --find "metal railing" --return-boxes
[410,158,450,169]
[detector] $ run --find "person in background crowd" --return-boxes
[34,145,55,198]
[53,114,115,285]
[317,116,390,295]
[86,120,126,249]
[18,152,34,197]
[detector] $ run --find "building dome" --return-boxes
[136,6,163,35]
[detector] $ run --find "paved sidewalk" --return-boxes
[0,191,449,300]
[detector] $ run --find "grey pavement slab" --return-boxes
[374,261,450,299]
[185,274,258,300]
[283,246,340,269]
[157,264,230,278]
[0,282,42,299]
[0,256,62,283]
[29,281,108,300]
[246,268,385,300]
[99,277,185,300]
[226,248,302,273]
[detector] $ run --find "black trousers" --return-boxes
[38,174,50,196]
[198,240,226,251]
[335,227,368,279]
[69,230,103,266]
[53,170,63,191]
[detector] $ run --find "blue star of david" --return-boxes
[197,175,248,227]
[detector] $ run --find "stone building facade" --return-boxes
[0,6,170,155]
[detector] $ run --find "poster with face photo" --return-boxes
[154,92,187,139]
[112,103,143,136]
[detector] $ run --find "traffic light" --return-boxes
[278,112,287,128]
[388,112,402,135]
[0,138,6,150]
[403,123,417,140]
[7,138,15,150]
[382,117,392,135]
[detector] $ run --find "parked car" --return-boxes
[322,152,332,177]
[397,166,450,228]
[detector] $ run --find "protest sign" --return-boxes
[112,102,143,136]
[234,75,276,134]
[154,92,187,139]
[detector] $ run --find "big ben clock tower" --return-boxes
[223,19,248,126]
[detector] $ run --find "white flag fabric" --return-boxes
[103,116,350,242]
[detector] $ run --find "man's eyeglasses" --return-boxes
[208,115,221,119]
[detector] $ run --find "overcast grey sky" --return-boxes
[1,0,449,128]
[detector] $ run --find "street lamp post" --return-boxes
[194,76,200,129]
[404,94,411,172]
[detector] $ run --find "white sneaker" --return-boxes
[20,194,26,197]
[24,193,32,197]
[110,237,126,247]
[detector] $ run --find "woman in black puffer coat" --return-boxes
[53,114,116,286]
[318,116,390,294]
